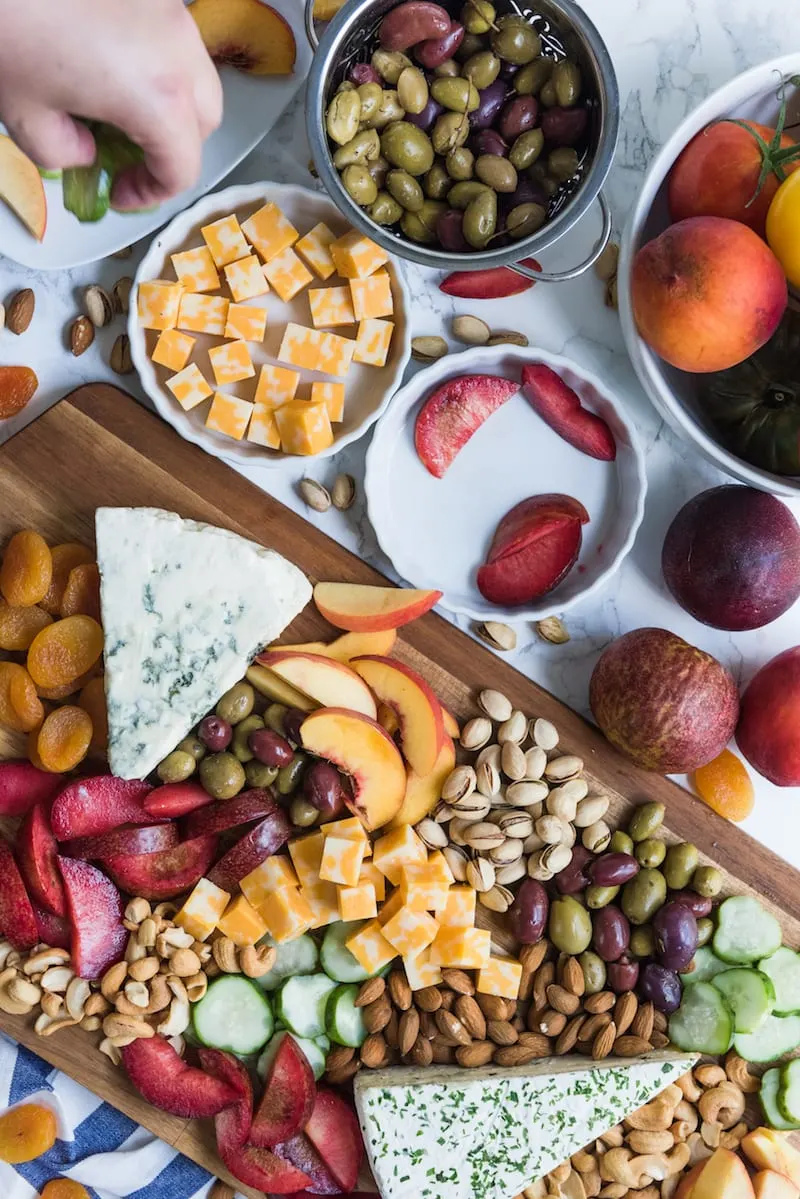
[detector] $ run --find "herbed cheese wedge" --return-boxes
[96,507,311,780]
[355,1052,696,1199]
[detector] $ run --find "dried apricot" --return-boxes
[0,662,44,732]
[0,1102,57,1162]
[79,675,108,751]
[694,749,755,822]
[60,562,101,622]
[0,366,38,420]
[41,543,93,615]
[27,615,104,689]
[0,530,53,606]
[41,1182,91,1199]
[0,601,53,650]
[36,670,95,701]
[36,706,93,772]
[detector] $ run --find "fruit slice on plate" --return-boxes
[250,1032,316,1148]
[477,495,589,607]
[143,781,213,820]
[0,838,39,950]
[182,788,279,840]
[246,663,316,712]
[32,904,70,951]
[49,776,155,840]
[257,652,377,719]
[304,1088,364,1193]
[678,1148,757,1199]
[414,374,519,478]
[58,856,127,978]
[198,1047,252,1147]
[16,803,66,916]
[522,364,617,461]
[0,135,47,241]
[190,0,297,75]
[102,834,218,901]
[486,494,590,564]
[276,1134,341,1194]
[122,1036,240,1119]
[300,708,407,831]
[314,583,441,632]
[351,655,443,777]
[390,735,456,829]
[64,822,179,861]
[268,629,398,664]
[208,809,292,892]
[439,258,541,299]
[0,760,62,818]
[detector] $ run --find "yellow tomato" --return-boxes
[766,170,800,288]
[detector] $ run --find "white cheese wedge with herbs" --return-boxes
[96,507,311,780]
[355,1052,696,1199]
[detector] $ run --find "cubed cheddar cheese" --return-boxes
[138,280,183,331]
[218,894,268,947]
[358,860,386,902]
[317,330,355,378]
[289,831,326,887]
[429,926,491,969]
[259,887,314,944]
[381,905,439,957]
[310,381,345,423]
[247,403,281,450]
[202,214,250,267]
[165,363,213,411]
[275,401,334,456]
[152,328,196,372]
[175,878,230,942]
[242,202,299,262]
[319,834,365,887]
[338,881,378,922]
[437,884,476,928]
[323,816,369,845]
[301,882,341,928]
[349,270,393,321]
[426,851,455,887]
[278,323,323,371]
[263,248,313,302]
[330,231,389,279]
[377,887,404,927]
[171,246,221,293]
[353,318,393,367]
[225,254,270,303]
[399,864,450,913]
[205,393,253,441]
[224,303,267,343]
[345,918,397,974]
[403,947,443,991]
[296,222,337,280]
[372,825,427,885]
[254,363,300,409]
[308,286,355,329]
[178,293,229,336]
[208,339,255,386]
[240,855,299,908]
[476,956,524,1000]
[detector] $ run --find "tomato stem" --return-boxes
[719,74,800,208]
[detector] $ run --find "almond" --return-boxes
[439,991,456,1011]
[584,990,615,1014]
[414,985,442,1012]
[456,1040,495,1067]
[487,1019,518,1046]
[326,1058,360,1085]
[651,1030,670,1049]
[555,1014,586,1055]
[561,956,585,997]
[580,1012,612,1041]
[653,1009,668,1034]
[613,1034,653,1057]
[408,1035,433,1066]
[441,968,474,995]
[355,976,385,1007]
[631,1001,655,1042]
[431,1043,455,1064]
[476,993,514,1021]
[388,969,412,1011]
[326,1045,355,1073]
[592,1020,617,1060]
[360,1032,390,1067]
[533,961,556,1009]
[7,289,34,334]
[399,1008,420,1056]
[70,315,95,357]
[613,991,638,1036]
[537,1009,567,1037]
[493,1043,543,1066]
[455,994,486,1040]
[435,1008,471,1046]
[384,1010,400,1050]
[364,994,392,1033]
[546,983,581,1016]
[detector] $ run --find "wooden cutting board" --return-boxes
[0,384,798,1195]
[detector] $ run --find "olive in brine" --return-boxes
[216,681,254,726]
[387,168,425,212]
[445,146,474,180]
[491,16,541,66]
[509,128,544,170]
[276,752,308,796]
[548,894,593,955]
[461,0,495,34]
[507,199,546,237]
[401,199,446,243]
[366,90,405,130]
[548,147,580,182]
[381,122,435,176]
[368,155,390,189]
[245,759,278,789]
[462,188,497,248]
[621,867,667,925]
[431,76,480,114]
[157,750,196,784]
[432,110,470,155]
[423,162,452,199]
[448,180,490,209]
[514,57,554,95]
[177,735,206,762]
[397,66,429,115]
[356,82,385,124]
[462,50,500,90]
[508,878,549,943]
[455,31,484,61]
[539,78,557,107]
[342,163,378,206]
[326,90,361,146]
[371,48,412,84]
[434,59,461,78]
[333,128,381,169]
[664,843,699,892]
[475,153,517,193]
[199,752,246,800]
[552,60,582,107]
[231,714,264,763]
[369,191,404,224]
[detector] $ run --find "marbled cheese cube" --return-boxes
[274,400,334,456]
[254,363,300,410]
[288,831,326,887]
[175,878,230,941]
[301,882,341,928]
[429,926,491,969]
[247,403,281,450]
[403,947,443,991]
[323,816,370,846]
[205,393,253,441]
[426,851,456,887]
[152,328,196,372]
[263,247,313,302]
[338,881,378,922]
[382,905,439,957]
[319,834,365,886]
[310,381,345,423]
[437,884,476,928]
[345,917,397,974]
[240,855,299,908]
[171,245,221,293]
[278,323,323,371]
[225,303,267,343]
[296,222,337,280]
[259,887,314,943]
[349,270,393,321]
[399,864,450,913]
[165,363,213,411]
[377,887,404,926]
[317,329,355,378]
[242,202,299,262]
[353,317,393,367]
[225,254,270,303]
[177,293,229,336]
[372,825,427,885]
[202,214,250,267]
[359,860,386,902]
[308,285,356,329]
[477,956,524,1000]
[208,339,255,386]
[330,230,389,279]
[217,894,268,947]
[138,279,183,330]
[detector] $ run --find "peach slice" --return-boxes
[685,1149,756,1199]
[246,664,316,712]
[314,582,442,633]
[267,629,398,664]
[257,652,377,719]
[440,704,459,741]
[190,0,296,74]
[754,1172,800,1199]
[743,1130,800,1190]
[377,703,400,737]
[0,135,47,241]
[351,655,443,776]
[300,708,406,831]
[390,735,456,828]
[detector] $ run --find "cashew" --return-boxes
[128,956,160,983]
[694,1064,727,1088]
[638,1189,660,1199]
[65,977,91,1022]
[625,1088,682,1132]
[80,1015,102,1032]
[571,1149,597,1173]
[240,944,276,979]
[724,1051,760,1094]
[158,926,194,952]
[719,1121,748,1150]
[101,961,128,1001]
[523,1184,547,1199]
[700,1120,721,1149]
[125,934,147,964]
[212,936,240,974]
[137,917,158,948]
[0,968,35,1014]
[144,974,172,1015]
[558,1170,586,1199]
[676,1072,702,1103]
[660,1180,680,1199]
[686,1132,713,1166]
[0,941,16,969]
[170,948,201,977]
[41,992,64,1018]
[627,1130,675,1155]
[41,965,75,993]
[673,1101,699,1133]
[85,993,111,1018]
[167,975,188,1004]
[8,977,42,1007]
[5,950,22,969]
[581,1166,601,1198]
[697,1083,745,1130]
[168,1034,186,1058]
[125,897,151,925]
[35,1012,78,1036]
[23,947,70,974]
[601,1145,689,1189]
[153,902,178,922]
[548,1164,571,1185]
[185,972,207,1003]
[99,1037,122,1066]
[598,1186,627,1199]
[102,1013,154,1041]
[157,998,190,1038]
[598,1126,625,1149]
[670,1120,694,1143]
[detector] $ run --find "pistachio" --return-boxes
[605,276,618,310]
[582,820,612,853]
[85,284,114,327]
[488,838,523,866]
[110,333,132,374]
[501,740,526,781]
[298,478,331,513]
[433,799,456,823]
[443,844,469,882]
[476,759,501,798]
[487,329,529,346]
[460,716,492,750]
[498,709,527,745]
[476,621,517,651]
[496,858,527,886]
[112,276,133,315]
[450,792,491,820]
[524,746,547,780]
[442,764,477,803]
[463,821,505,851]
[594,241,620,283]
[531,717,559,751]
[479,883,514,913]
[476,743,502,771]
[331,474,356,510]
[545,754,583,781]
[416,817,448,849]
[527,849,555,882]
[452,314,491,345]
[411,335,449,361]
[536,813,570,844]
[498,811,533,839]
[536,615,570,644]
[478,688,513,722]
[574,793,610,828]
[466,856,495,892]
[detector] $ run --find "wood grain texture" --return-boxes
[0,384,798,1191]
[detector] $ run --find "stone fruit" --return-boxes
[0,135,46,240]
[0,759,61,817]
[390,736,456,828]
[313,582,442,632]
[300,708,407,829]
[414,373,519,477]
[302,1088,364,1194]
[351,655,444,776]
[250,1033,316,1148]
[50,775,154,840]
[630,216,787,373]
[103,834,219,901]
[16,804,66,915]
[122,1037,240,1119]
[684,1147,757,1199]
[189,0,296,74]
[439,258,541,298]
[743,1129,800,1190]
[207,810,292,892]
[477,494,589,607]
[737,646,800,785]
[662,485,800,630]
[271,629,398,663]
[59,856,127,978]
[522,363,616,460]
[0,838,39,949]
[257,650,377,719]
[589,627,739,773]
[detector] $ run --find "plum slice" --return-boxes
[0,839,39,949]
[182,788,278,840]
[102,833,218,901]
[207,809,292,892]
[58,856,127,978]
[477,517,584,606]
[0,760,62,817]
[199,1047,253,1148]
[32,903,71,950]
[250,1034,316,1149]
[415,374,519,478]
[50,776,155,841]
[487,494,590,564]
[303,1088,364,1194]
[64,823,178,861]
[16,803,66,916]
[439,257,541,299]
[143,781,213,820]
[522,363,617,461]
[275,1135,341,1195]
[122,1037,240,1119]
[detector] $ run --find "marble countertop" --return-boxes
[2,0,800,867]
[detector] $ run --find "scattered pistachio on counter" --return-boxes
[299,478,332,513]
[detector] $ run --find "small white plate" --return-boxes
[0,0,310,270]
[129,181,411,467]
[365,345,647,623]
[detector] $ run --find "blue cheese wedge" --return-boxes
[355,1052,696,1199]
[96,507,311,780]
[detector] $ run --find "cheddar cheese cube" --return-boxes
[259,887,314,944]
[171,246,221,293]
[317,330,356,378]
[152,328,196,372]
[289,831,326,887]
[254,363,300,410]
[426,851,455,887]
[225,303,267,343]
[338,881,378,922]
[205,393,253,441]
[358,860,386,902]
[296,222,337,280]
[218,894,268,947]
[263,247,313,302]
[330,231,389,279]
[477,957,524,1000]
[138,280,183,331]
[240,855,299,908]
[225,254,270,303]
[178,293,229,336]
[377,887,404,927]
[208,339,255,386]
[309,286,356,329]
[275,401,334,456]
[247,403,281,450]
[353,318,393,367]
[278,323,323,371]
[399,864,450,914]
[242,202,299,262]
[429,926,491,969]
[345,918,397,974]
[372,825,427,885]
[437,884,476,928]
[310,381,345,423]
[201,214,250,267]
[301,882,341,928]
[166,363,213,412]
[175,878,230,942]
[349,270,393,321]
[403,947,443,991]
[322,816,369,843]
[381,905,439,957]
[319,835,365,887]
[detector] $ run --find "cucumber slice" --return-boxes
[39,167,62,180]
[257,1030,327,1082]
[760,1067,800,1131]
[254,933,319,992]
[779,1058,800,1123]
[321,920,395,983]
[275,973,338,1039]
[759,947,800,1016]
[713,896,782,964]
[668,981,734,1055]
[734,1012,800,1063]
[315,1033,331,1054]
[683,946,728,984]
[192,976,273,1055]
[62,158,113,223]
[326,982,368,1048]
[711,968,775,1033]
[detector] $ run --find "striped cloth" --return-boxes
[0,1033,229,1199]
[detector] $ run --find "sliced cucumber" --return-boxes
[275,973,338,1039]
[683,946,728,985]
[321,920,395,983]
[713,896,782,964]
[734,1012,800,1063]
[192,975,273,1055]
[315,1033,331,1054]
[759,947,800,1016]
[254,933,319,992]
[760,1067,800,1131]
[779,1058,800,1124]
[257,1030,327,1082]
[326,982,368,1048]
[711,968,775,1034]
[668,981,734,1055]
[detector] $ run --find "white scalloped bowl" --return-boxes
[364,345,647,623]
[130,181,411,468]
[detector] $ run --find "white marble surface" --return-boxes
[2,0,800,866]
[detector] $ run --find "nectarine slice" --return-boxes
[351,655,443,776]
[687,1148,756,1199]
[257,651,377,719]
[0,135,47,241]
[300,707,406,831]
[190,0,296,75]
[314,582,442,632]
[268,629,398,664]
[440,704,460,741]
[246,664,316,712]
[390,735,456,828]
[743,1130,800,1190]
[754,1171,800,1199]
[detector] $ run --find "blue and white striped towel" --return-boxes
[0,1033,235,1199]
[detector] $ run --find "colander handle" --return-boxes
[305,0,320,51]
[510,190,613,284]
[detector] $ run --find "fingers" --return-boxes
[193,55,224,140]
[2,106,96,170]
[110,103,204,210]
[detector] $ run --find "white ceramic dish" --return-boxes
[364,345,646,623]
[0,0,310,270]
[618,53,800,498]
[130,181,411,468]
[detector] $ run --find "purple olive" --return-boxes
[639,962,682,1014]
[349,63,381,85]
[591,905,630,963]
[508,878,549,944]
[304,760,347,820]
[406,96,444,131]
[498,60,520,81]
[436,209,469,252]
[508,176,549,206]
[653,902,698,972]
[197,715,232,752]
[498,95,538,142]
[541,104,588,147]
[283,707,307,746]
[589,853,640,888]
[469,80,508,129]
[248,728,294,768]
[554,845,593,895]
[607,956,640,994]
[414,21,465,69]
[470,128,508,158]
[669,890,713,919]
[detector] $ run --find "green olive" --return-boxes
[264,703,289,735]
[381,122,435,176]
[630,925,656,958]
[387,168,424,212]
[463,188,497,248]
[628,802,665,843]
[216,681,255,726]
[692,865,723,898]
[199,751,246,800]
[539,78,557,107]
[586,884,619,909]
[461,0,496,34]
[336,80,355,93]
[447,180,490,209]
[514,57,554,95]
[432,111,470,156]
[177,735,206,762]
[423,162,452,200]
[455,32,484,61]
[548,147,580,182]
[491,15,542,65]
[445,146,474,181]
[529,162,559,197]
[397,66,429,115]
[157,749,196,784]
[276,752,308,796]
[578,950,607,994]
[245,759,279,788]
[609,830,634,856]
[431,77,480,114]
[401,199,445,243]
[290,797,320,828]
[371,48,412,85]
[231,714,264,763]
[326,90,362,146]
[368,154,390,189]
[475,154,517,193]
[369,191,404,224]
[621,868,667,926]
[549,894,593,955]
[509,128,544,170]
[696,917,714,948]
[506,201,546,239]
[552,59,582,107]
[434,59,461,78]
[462,50,500,90]
[664,843,699,892]
[356,82,384,124]
[635,838,667,869]
[366,91,406,130]
[342,163,378,206]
